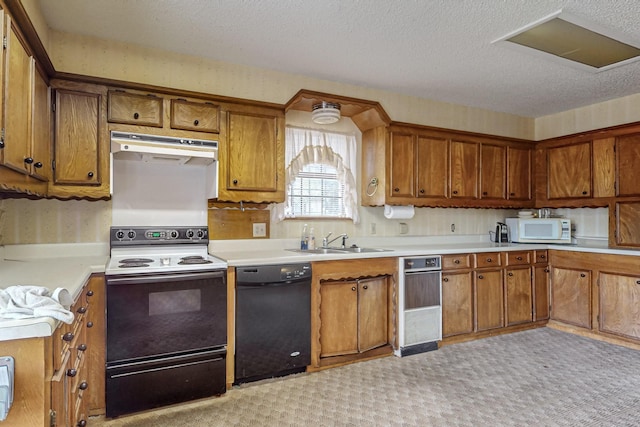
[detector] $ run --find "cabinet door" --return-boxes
[86,276,106,415]
[615,201,640,248]
[450,140,478,199]
[170,99,219,133]
[480,144,505,199]
[388,131,415,198]
[107,90,163,127]
[30,69,50,181]
[615,133,640,197]
[507,146,531,200]
[475,269,504,331]
[505,267,533,326]
[3,18,33,175]
[599,272,640,340]
[416,136,448,198]
[225,111,279,193]
[357,277,388,352]
[533,265,550,321]
[53,89,101,185]
[551,267,591,328]
[320,280,358,357]
[547,142,591,199]
[442,272,473,337]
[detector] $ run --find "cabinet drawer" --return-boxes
[170,99,219,133]
[108,91,163,127]
[476,252,502,268]
[504,251,531,266]
[442,254,474,270]
[535,250,548,264]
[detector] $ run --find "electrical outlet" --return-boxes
[370,223,377,235]
[451,223,456,233]
[399,222,408,234]
[252,222,266,237]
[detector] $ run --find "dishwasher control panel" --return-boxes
[281,264,311,280]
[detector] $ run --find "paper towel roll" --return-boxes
[383,205,415,219]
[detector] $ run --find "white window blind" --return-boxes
[289,164,345,217]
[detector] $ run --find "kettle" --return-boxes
[495,222,509,243]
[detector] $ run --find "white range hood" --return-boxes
[111,131,218,166]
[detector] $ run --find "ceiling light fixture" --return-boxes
[311,102,341,124]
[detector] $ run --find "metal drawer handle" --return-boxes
[66,368,77,377]
[77,344,87,352]
[486,258,492,262]
[86,321,94,328]
[133,112,139,119]
[86,290,94,297]
[443,278,449,282]
[79,381,88,391]
[362,285,368,290]
[62,332,74,342]
[351,286,356,291]
[478,275,484,279]
[77,419,87,427]
[454,259,460,264]
[516,256,523,261]
[77,306,87,314]
[580,273,586,278]
[508,272,513,277]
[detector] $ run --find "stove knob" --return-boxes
[115,230,125,239]
[127,230,136,239]
[186,230,194,238]
[197,229,205,239]
[170,230,179,239]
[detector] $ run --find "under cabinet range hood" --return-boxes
[111,131,218,165]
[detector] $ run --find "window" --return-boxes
[273,127,359,223]
[289,163,345,217]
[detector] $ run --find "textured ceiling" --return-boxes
[37,0,640,118]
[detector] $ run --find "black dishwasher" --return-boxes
[235,263,311,384]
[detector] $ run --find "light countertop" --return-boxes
[0,243,108,341]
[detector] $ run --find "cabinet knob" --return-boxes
[362,285,368,290]
[0,140,4,149]
[580,273,586,278]
[77,306,87,314]
[453,190,458,195]
[544,269,550,273]
[482,191,488,196]
[24,157,34,164]
[86,290,94,297]
[193,119,199,126]
[233,179,238,185]
[486,258,492,262]
[540,255,546,259]
[77,420,87,427]
[478,275,484,279]
[582,191,588,195]
[443,277,449,282]
[133,112,139,119]
[77,343,87,352]
[62,332,74,342]
[516,256,523,261]
[351,286,356,291]
[394,187,399,192]
[87,171,94,178]
[508,272,513,277]
[510,192,515,196]
[34,162,43,168]
[419,189,425,194]
[66,368,77,377]
[454,259,460,264]
[79,381,88,391]
[86,321,94,328]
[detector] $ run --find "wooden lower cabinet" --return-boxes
[475,269,504,331]
[550,266,591,329]
[533,265,550,321]
[505,267,533,326]
[598,272,640,341]
[442,271,474,337]
[311,258,396,369]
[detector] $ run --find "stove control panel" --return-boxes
[110,226,209,246]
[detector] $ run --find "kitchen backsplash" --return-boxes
[0,198,608,245]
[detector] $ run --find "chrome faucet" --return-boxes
[322,232,349,248]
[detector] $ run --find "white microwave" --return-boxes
[505,218,572,244]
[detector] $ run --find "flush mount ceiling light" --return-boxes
[492,10,640,72]
[311,102,341,124]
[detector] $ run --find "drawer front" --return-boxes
[505,251,531,266]
[170,99,220,133]
[442,254,474,270]
[535,250,548,264]
[108,91,163,127]
[476,252,502,268]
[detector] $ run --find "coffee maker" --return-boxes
[494,222,509,243]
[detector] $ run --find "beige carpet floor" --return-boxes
[92,328,640,426]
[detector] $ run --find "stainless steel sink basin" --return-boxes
[286,247,392,254]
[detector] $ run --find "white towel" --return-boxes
[0,286,74,324]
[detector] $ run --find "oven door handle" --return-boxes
[107,270,225,285]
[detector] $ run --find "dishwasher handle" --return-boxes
[237,278,310,288]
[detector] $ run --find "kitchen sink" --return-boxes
[286,247,392,254]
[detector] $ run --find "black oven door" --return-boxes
[106,270,227,362]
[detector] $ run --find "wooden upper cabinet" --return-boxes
[218,107,284,202]
[480,143,505,199]
[547,142,592,199]
[53,89,101,186]
[416,136,448,198]
[507,146,531,200]
[450,140,478,199]
[30,69,50,182]
[615,133,640,197]
[3,16,33,175]
[170,99,219,133]
[615,201,640,247]
[388,131,415,198]
[107,90,163,127]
